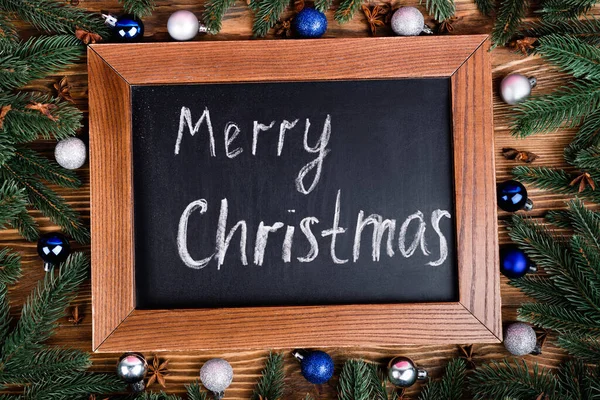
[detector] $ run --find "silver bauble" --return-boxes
[388,356,428,388]
[116,352,148,388]
[391,7,429,36]
[500,74,537,105]
[167,10,200,41]
[200,358,233,399]
[504,322,538,356]
[54,137,86,170]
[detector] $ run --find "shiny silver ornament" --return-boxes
[500,74,537,105]
[387,356,428,388]
[167,10,208,41]
[116,352,148,392]
[54,137,86,170]
[391,7,433,36]
[504,322,539,356]
[200,358,233,400]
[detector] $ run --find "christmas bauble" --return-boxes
[168,10,200,41]
[116,352,148,391]
[500,74,537,105]
[497,180,533,212]
[504,322,537,356]
[292,349,334,384]
[200,358,233,398]
[54,137,86,170]
[37,232,70,271]
[114,14,144,42]
[293,8,327,38]
[391,7,429,36]
[500,245,535,279]
[388,356,428,388]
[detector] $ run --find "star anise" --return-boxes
[511,37,538,56]
[437,16,457,34]
[362,4,386,35]
[54,76,74,103]
[570,172,596,193]
[0,105,11,130]
[68,305,84,324]
[535,328,550,353]
[502,147,538,163]
[147,355,169,387]
[75,27,102,44]
[25,102,58,121]
[274,18,293,38]
[458,344,476,369]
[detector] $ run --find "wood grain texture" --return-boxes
[3,0,599,397]
[90,37,499,352]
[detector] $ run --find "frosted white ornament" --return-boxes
[391,7,433,36]
[200,358,233,400]
[167,10,208,41]
[504,322,539,356]
[500,73,537,105]
[54,137,86,170]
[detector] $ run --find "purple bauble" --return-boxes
[293,8,327,38]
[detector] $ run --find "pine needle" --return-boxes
[491,0,528,47]
[0,181,28,230]
[203,0,238,34]
[337,360,373,400]
[186,381,208,400]
[252,0,291,37]
[539,0,598,22]
[537,34,600,80]
[315,0,333,12]
[120,0,155,18]
[474,0,494,16]
[424,0,456,23]
[252,352,285,400]
[335,0,364,23]
[419,358,466,400]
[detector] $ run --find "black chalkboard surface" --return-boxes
[131,79,456,309]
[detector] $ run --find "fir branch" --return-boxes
[0,248,21,286]
[0,12,17,43]
[511,80,600,137]
[556,333,600,362]
[546,209,574,228]
[474,0,494,16]
[537,34,600,80]
[252,352,285,400]
[252,0,290,37]
[186,381,208,400]
[120,0,155,18]
[0,253,89,365]
[511,166,600,202]
[0,35,83,91]
[334,0,363,24]
[203,0,237,34]
[1,347,90,383]
[556,359,599,399]
[0,92,82,143]
[566,108,600,160]
[419,358,466,400]
[518,303,600,334]
[424,0,456,23]
[0,181,28,229]
[522,17,600,42]
[24,371,124,400]
[539,0,598,21]
[510,275,571,307]
[469,359,557,400]
[491,0,528,47]
[10,147,80,189]
[337,360,373,400]
[367,363,390,400]
[0,0,109,39]
[132,393,182,400]
[574,145,600,172]
[315,0,333,12]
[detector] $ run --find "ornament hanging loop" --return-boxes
[212,391,225,400]
[524,198,534,211]
[421,24,433,34]
[199,24,209,33]
[101,12,118,27]
[292,349,306,362]
[528,77,537,89]
[417,368,428,380]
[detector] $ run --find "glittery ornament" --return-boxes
[116,352,148,392]
[292,349,334,384]
[504,322,538,356]
[391,7,433,36]
[388,356,428,388]
[54,137,86,170]
[293,8,327,38]
[200,358,233,399]
[37,232,70,272]
[497,180,533,212]
[500,74,536,105]
[500,245,536,279]
[167,10,209,41]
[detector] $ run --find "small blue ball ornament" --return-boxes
[293,8,327,38]
[497,180,533,212]
[37,232,70,272]
[102,13,144,42]
[500,245,536,279]
[293,349,334,384]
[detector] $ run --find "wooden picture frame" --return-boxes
[88,36,500,352]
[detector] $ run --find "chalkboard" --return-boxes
[131,78,456,309]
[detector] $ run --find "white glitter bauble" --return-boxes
[391,7,426,36]
[200,358,233,398]
[504,322,537,356]
[500,74,536,105]
[54,137,86,170]
[167,10,200,41]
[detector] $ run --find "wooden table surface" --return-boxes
[5,0,598,398]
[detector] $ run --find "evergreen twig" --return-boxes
[120,0,155,18]
[252,0,290,37]
[491,0,528,47]
[203,0,237,34]
[537,34,600,80]
[337,360,373,400]
[424,0,456,23]
[186,381,208,400]
[539,0,598,22]
[474,0,494,16]
[418,358,466,400]
[334,0,364,24]
[0,12,17,42]
[252,352,285,400]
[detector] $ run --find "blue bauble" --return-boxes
[293,8,327,38]
[295,350,334,384]
[500,246,534,279]
[37,232,70,271]
[497,180,529,212]
[114,15,144,42]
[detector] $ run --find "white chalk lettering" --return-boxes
[254,221,284,266]
[298,217,319,262]
[174,107,215,156]
[177,199,214,269]
[398,211,429,258]
[428,209,451,266]
[252,120,275,156]
[278,119,299,156]
[295,115,332,195]
[282,225,295,263]
[215,198,247,269]
[224,122,243,159]
[321,190,348,264]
